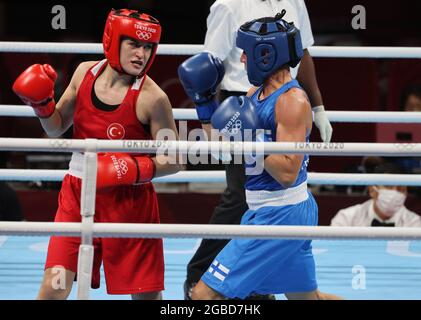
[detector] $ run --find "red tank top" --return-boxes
[73,60,151,141]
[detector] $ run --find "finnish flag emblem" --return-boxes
[208,260,230,281]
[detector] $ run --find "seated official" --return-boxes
[331,163,421,227]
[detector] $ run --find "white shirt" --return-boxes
[330,199,421,227]
[204,0,314,92]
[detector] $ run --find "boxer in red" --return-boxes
[13,9,183,299]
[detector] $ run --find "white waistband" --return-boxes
[246,182,309,210]
[68,152,84,179]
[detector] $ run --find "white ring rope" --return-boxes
[2,105,421,123]
[0,138,420,156]
[1,42,421,58]
[1,169,420,186]
[0,221,420,240]
[171,110,421,123]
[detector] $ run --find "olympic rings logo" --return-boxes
[136,30,152,41]
[49,139,71,149]
[228,120,242,135]
[393,143,417,151]
[118,159,129,175]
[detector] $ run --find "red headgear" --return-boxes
[103,9,161,76]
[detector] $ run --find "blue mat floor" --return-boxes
[0,236,420,300]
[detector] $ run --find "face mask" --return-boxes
[374,187,406,217]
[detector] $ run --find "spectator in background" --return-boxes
[331,156,385,195]
[400,84,421,112]
[361,156,385,173]
[331,162,421,227]
[393,84,421,176]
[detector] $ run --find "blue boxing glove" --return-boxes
[211,96,261,140]
[212,96,266,175]
[178,52,225,123]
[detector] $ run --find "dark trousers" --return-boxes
[186,89,248,283]
[0,182,23,221]
[186,161,248,283]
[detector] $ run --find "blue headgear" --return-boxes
[236,11,304,86]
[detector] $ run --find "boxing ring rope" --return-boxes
[1,42,421,58]
[2,105,421,123]
[1,137,421,156]
[1,169,421,186]
[1,221,421,240]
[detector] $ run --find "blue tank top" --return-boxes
[245,79,310,191]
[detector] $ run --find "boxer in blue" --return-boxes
[179,11,341,300]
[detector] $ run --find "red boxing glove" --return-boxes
[12,64,57,118]
[96,153,155,189]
